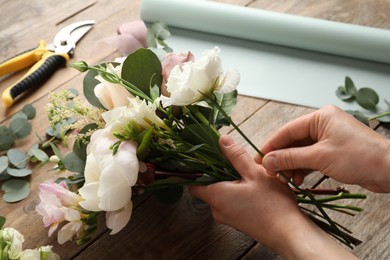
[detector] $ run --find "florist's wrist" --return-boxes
[376,139,390,192]
[275,213,358,260]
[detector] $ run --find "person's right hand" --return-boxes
[257,105,390,193]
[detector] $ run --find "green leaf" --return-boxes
[0,172,11,181]
[0,125,16,151]
[28,147,49,163]
[7,149,28,169]
[121,48,162,99]
[67,88,79,97]
[356,87,379,110]
[213,90,238,126]
[73,123,98,161]
[146,29,158,48]
[63,152,85,173]
[137,127,153,160]
[83,64,117,109]
[345,76,357,96]
[11,111,28,120]
[180,123,219,147]
[2,179,30,203]
[150,84,160,101]
[9,117,32,138]
[21,104,36,119]
[49,142,64,161]
[335,86,354,101]
[0,156,8,173]
[6,167,32,177]
[0,216,5,229]
[151,22,171,41]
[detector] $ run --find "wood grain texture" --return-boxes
[1,0,390,259]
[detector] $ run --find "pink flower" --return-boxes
[36,181,84,243]
[161,51,195,96]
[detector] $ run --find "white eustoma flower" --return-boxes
[78,129,139,234]
[160,47,240,107]
[94,63,134,110]
[1,227,24,259]
[102,96,167,133]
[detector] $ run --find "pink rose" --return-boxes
[161,52,195,96]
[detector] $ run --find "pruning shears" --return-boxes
[0,20,95,108]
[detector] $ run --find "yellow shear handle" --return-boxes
[0,40,48,77]
[2,50,69,108]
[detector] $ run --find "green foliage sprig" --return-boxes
[0,104,50,203]
[336,76,390,124]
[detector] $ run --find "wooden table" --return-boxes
[1,0,390,259]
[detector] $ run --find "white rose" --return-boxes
[78,129,139,233]
[94,63,134,110]
[102,96,167,134]
[160,47,240,107]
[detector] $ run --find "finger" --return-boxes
[260,111,318,155]
[262,145,322,173]
[188,185,212,203]
[219,135,256,179]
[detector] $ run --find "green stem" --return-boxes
[208,95,354,247]
[368,111,390,121]
[296,192,367,204]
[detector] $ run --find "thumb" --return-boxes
[262,146,318,173]
[219,135,255,179]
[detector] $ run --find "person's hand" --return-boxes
[257,105,390,193]
[189,135,358,259]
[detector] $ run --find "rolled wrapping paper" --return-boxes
[141,0,390,64]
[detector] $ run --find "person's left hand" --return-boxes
[188,135,302,251]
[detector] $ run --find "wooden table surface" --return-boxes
[1,0,390,259]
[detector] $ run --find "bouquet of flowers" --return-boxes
[36,22,365,248]
[0,217,59,260]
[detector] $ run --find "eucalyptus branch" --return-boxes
[368,111,390,121]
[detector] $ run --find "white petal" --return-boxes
[78,182,101,211]
[215,69,240,93]
[106,201,133,234]
[98,163,132,211]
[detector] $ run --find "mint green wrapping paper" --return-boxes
[140,0,390,110]
[141,0,390,64]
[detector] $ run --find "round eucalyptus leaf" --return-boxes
[7,167,32,177]
[0,156,8,173]
[7,149,28,169]
[28,147,49,163]
[378,114,390,123]
[335,86,354,101]
[67,88,79,97]
[11,111,28,120]
[356,88,379,111]
[21,104,36,119]
[344,76,357,96]
[2,179,30,203]
[0,172,12,181]
[9,117,32,138]
[0,126,16,151]
[151,22,171,40]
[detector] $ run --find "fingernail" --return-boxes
[220,135,235,147]
[263,155,278,171]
